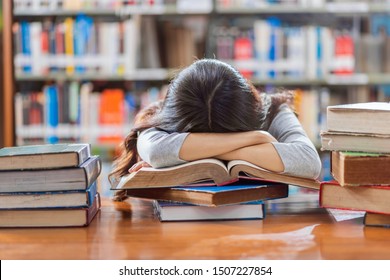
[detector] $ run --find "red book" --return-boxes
[333,34,354,75]
[234,35,253,78]
[98,89,125,144]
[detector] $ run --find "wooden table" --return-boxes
[1,197,390,260]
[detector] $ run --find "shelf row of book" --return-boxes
[217,0,390,10]
[14,0,213,14]
[13,14,201,76]
[14,13,390,81]
[211,15,390,80]
[0,143,102,227]
[13,0,390,14]
[14,81,166,145]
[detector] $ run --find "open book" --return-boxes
[111,158,320,190]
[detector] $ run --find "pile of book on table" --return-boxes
[320,102,390,228]
[111,157,321,222]
[0,143,101,227]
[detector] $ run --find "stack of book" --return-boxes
[320,102,390,228]
[0,143,101,227]
[111,158,321,221]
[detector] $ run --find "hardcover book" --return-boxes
[111,158,320,190]
[0,181,98,209]
[320,131,390,153]
[319,181,390,215]
[0,193,101,227]
[331,151,390,186]
[0,156,101,192]
[153,200,265,222]
[326,102,390,135]
[0,143,91,170]
[125,180,289,207]
[364,212,390,228]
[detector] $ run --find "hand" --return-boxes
[128,161,151,173]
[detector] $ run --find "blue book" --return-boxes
[0,181,98,210]
[267,17,281,78]
[74,14,93,73]
[44,85,59,143]
[153,200,265,222]
[316,26,323,78]
[125,180,288,207]
[20,21,32,73]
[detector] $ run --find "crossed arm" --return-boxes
[179,131,284,172]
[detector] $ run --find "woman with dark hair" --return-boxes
[110,59,321,198]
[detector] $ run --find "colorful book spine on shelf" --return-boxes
[74,15,93,74]
[68,81,80,124]
[98,89,125,143]
[333,32,354,75]
[44,85,59,144]
[64,17,75,74]
[20,21,32,73]
[234,32,254,79]
[267,17,281,79]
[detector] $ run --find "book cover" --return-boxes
[0,143,91,170]
[319,181,390,215]
[0,181,98,209]
[153,200,265,222]
[331,151,390,186]
[125,180,289,207]
[327,102,390,135]
[0,155,101,193]
[112,158,320,190]
[0,193,101,227]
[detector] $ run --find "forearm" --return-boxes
[216,143,284,173]
[179,131,276,161]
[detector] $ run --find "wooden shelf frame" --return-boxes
[1,0,15,147]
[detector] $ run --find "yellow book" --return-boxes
[64,17,74,74]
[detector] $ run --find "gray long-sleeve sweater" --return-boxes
[137,105,322,179]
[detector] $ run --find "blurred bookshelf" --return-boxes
[1,0,390,165]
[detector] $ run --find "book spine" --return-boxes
[64,17,75,75]
[86,181,98,206]
[82,156,102,188]
[20,21,32,73]
[44,85,59,144]
[267,17,281,78]
[86,193,101,226]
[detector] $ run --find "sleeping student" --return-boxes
[109,59,321,200]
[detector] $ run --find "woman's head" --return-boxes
[157,59,265,133]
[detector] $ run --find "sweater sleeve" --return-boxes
[268,105,322,179]
[137,128,189,168]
